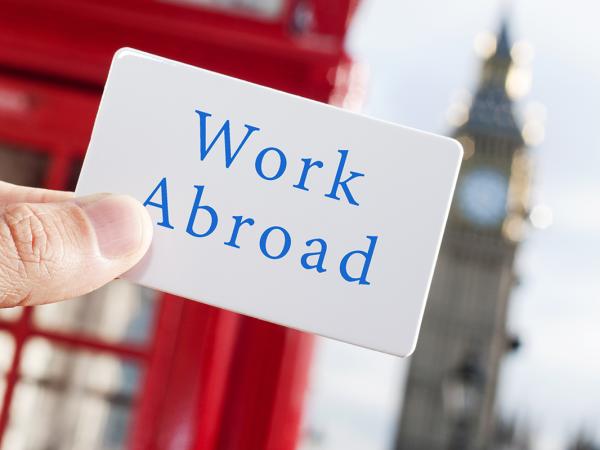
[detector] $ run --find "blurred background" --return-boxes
[0,1,598,450]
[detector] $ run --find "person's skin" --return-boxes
[0,181,153,308]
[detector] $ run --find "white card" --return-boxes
[76,48,462,356]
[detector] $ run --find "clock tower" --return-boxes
[394,21,531,450]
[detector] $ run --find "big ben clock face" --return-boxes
[457,167,508,227]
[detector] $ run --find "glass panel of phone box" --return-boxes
[0,142,158,450]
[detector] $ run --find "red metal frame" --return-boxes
[0,1,359,448]
[0,0,358,99]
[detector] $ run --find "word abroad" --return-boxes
[143,177,378,285]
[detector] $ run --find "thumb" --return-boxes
[0,194,153,307]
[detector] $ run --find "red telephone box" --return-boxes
[0,1,360,449]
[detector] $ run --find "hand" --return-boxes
[0,181,153,308]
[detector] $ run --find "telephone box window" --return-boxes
[33,281,158,345]
[0,308,22,322]
[0,333,14,374]
[0,143,47,188]
[1,338,141,450]
[0,332,15,413]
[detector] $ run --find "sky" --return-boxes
[300,1,600,449]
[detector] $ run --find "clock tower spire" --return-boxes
[459,18,525,148]
[394,18,532,450]
[452,18,530,240]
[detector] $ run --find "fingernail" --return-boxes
[78,194,151,259]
